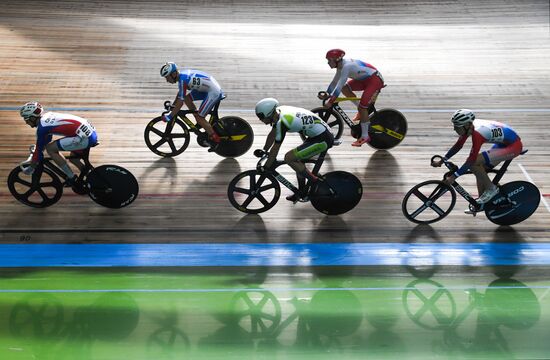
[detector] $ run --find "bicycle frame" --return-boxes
[35,150,93,183]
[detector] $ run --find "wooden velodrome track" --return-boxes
[0,0,548,243]
[1,1,550,358]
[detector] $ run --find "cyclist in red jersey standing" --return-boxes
[319,49,385,147]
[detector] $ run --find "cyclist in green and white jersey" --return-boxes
[255,98,335,202]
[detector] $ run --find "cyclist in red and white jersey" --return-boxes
[19,102,98,186]
[318,49,385,147]
[432,109,523,207]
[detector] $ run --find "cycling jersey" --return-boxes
[445,119,521,176]
[327,59,382,98]
[32,112,98,162]
[274,106,331,143]
[176,69,223,117]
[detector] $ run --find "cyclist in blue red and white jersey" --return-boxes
[432,109,523,207]
[160,62,223,146]
[318,49,385,147]
[255,98,334,202]
[19,102,98,185]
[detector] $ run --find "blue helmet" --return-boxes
[160,62,178,77]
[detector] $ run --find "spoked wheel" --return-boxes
[310,171,363,215]
[87,165,139,208]
[144,116,190,157]
[213,116,254,158]
[308,107,344,141]
[368,108,407,150]
[7,166,63,208]
[227,170,281,214]
[402,180,456,224]
[484,181,540,225]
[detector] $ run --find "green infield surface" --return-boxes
[0,267,549,359]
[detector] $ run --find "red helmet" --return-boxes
[326,49,345,61]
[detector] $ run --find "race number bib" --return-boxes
[76,123,95,138]
[189,75,202,90]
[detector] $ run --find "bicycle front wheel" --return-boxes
[144,116,190,157]
[402,180,456,224]
[227,170,280,214]
[7,166,63,208]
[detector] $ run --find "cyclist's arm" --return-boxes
[263,126,277,152]
[455,132,484,177]
[265,120,288,169]
[327,65,350,100]
[31,129,51,163]
[444,135,467,160]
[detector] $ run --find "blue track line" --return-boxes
[1,243,550,267]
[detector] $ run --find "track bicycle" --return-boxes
[401,151,540,225]
[310,91,407,150]
[144,97,254,158]
[227,149,362,215]
[7,145,139,209]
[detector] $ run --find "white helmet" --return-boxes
[160,62,178,77]
[451,109,475,127]
[20,102,44,120]
[255,98,279,121]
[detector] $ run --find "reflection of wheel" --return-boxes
[402,279,456,330]
[402,180,456,224]
[368,109,407,150]
[229,291,282,338]
[308,107,344,140]
[484,279,540,329]
[484,181,540,225]
[309,290,362,337]
[144,116,190,157]
[148,327,190,356]
[310,171,362,215]
[227,170,280,214]
[213,116,254,158]
[7,166,63,208]
[9,294,65,338]
[87,165,139,208]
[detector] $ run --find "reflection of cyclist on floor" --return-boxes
[19,101,98,186]
[318,49,385,147]
[160,62,224,147]
[255,98,334,203]
[432,109,523,207]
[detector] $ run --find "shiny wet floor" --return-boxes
[1,266,548,359]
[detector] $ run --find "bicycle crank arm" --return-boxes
[370,124,405,140]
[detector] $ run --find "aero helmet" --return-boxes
[326,49,345,61]
[255,98,279,120]
[20,102,44,120]
[160,62,178,77]
[451,109,475,127]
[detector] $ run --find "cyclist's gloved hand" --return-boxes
[162,113,172,123]
[20,161,36,175]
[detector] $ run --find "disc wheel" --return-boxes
[307,107,344,141]
[310,171,363,215]
[7,166,63,208]
[368,108,407,150]
[227,170,280,214]
[87,165,139,208]
[402,180,456,224]
[213,116,254,158]
[484,181,540,225]
[144,116,190,157]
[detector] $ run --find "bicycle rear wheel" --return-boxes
[310,171,363,215]
[402,180,456,224]
[227,170,280,214]
[484,181,540,225]
[7,166,63,208]
[87,165,139,208]
[309,107,345,141]
[368,108,407,150]
[144,116,190,157]
[214,116,254,158]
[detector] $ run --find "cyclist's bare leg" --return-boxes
[341,85,361,121]
[68,155,85,172]
[184,97,216,137]
[284,152,317,183]
[471,154,496,197]
[45,142,75,178]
